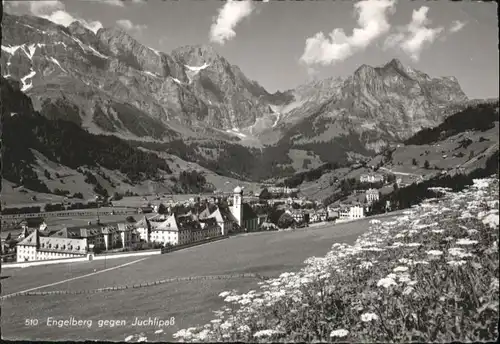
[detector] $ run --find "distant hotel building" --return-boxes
[365,188,380,204]
[338,205,365,221]
[360,174,384,183]
[267,186,299,195]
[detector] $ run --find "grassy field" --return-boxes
[0,214,398,342]
[170,177,499,343]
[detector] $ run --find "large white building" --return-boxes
[135,213,222,246]
[366,188,380,204]
[360,174,384,184]
[17,230,87,262]
[338,205,365,221]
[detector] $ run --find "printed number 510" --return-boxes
[25,319,39,326]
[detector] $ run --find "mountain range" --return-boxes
[0,12,484,192]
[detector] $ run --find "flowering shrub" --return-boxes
[131,177,499,342]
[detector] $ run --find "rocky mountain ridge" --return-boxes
[1,13,282,142]
[1,12,473,181]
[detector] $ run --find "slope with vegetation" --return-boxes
[166,177,499,342]
[1,77,172,197]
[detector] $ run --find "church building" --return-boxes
[230,186,259,232]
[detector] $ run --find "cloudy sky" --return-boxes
[4,0,499,99]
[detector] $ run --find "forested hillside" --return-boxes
[405,101,499,145]
[1,77,172,193]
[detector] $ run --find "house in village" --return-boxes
[285,209,305,224]
[198,206,235,236]
[310,209,328,223]
[360,173,385,184]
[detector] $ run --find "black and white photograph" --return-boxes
[0,0,498,342]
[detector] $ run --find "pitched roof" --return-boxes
[18,230,38,246]
[198,206,212,220]
[218,206,237,222]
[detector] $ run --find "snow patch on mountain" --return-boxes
[21,23,47,34]
[71,37,108,59]
[20,69,36,92]
[143,71,160,78]
[171,77,182,85]
[21,44,37,60]
[50,57,67,73]
[1,45,22,55]
[148,47,161,57]
[185,62,211,72]
[272,112,281,128]
[226,128,247,138]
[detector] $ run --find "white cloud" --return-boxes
[384,6,443,61]
[4,0,103,33]
[116,19,147,33]
[300,0,397,66]
[449,20,466,33]
[209,0,255,45]
[92,0,148,6]
[103,0,125,6]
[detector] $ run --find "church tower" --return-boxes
[231,186,243,227]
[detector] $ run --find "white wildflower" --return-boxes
[482,213,499,228]
[432,229,445,234]
[393,266,409,272]
[403,286,415,295]
[377,277,398,288]
[427,250,443,256]
[361,312,379,322]
[359,261,374,269]
[220,321,232,330]
[491,278,499,290]
[154,329,163,334]
[238,325,251,333]
[219,291,231,298]
[447,260,467,267]
[448,247,473,258]
[238,298,251,305]
[253,329,283,338]
[330,329,349,337]
[194,329,210,341]
[456,238,479,246]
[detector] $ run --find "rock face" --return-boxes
[2,13,470,177]
[1,13,281,140]
[266,58,468,155]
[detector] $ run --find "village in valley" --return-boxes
[1,169,403,264]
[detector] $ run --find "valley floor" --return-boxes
[0,214,398,342]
